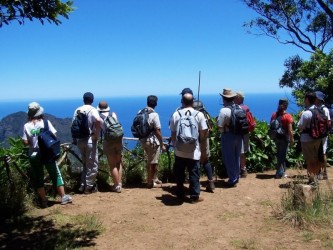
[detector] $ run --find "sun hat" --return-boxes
[180,88,193,96]
[315,91,325,101]
[97,101,110,112]
[27,102,44,118]
[236,91,245,98]
[83,92,94,103]
[220,88,236,98]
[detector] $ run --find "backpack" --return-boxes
[227,104,249,135]
[176,109,199,153]
[71,109,91,139]
[240,104,256,133]
[38,119,61,164]
[193,100,213,130]
[328,106,333,134]
[307,107,329,139]
[101,113,124,141]
[268,113,286,140]
[131,108,154,139]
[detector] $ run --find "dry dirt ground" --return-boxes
[32,168,333,249]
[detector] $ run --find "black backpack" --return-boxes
[268,113,286,140]
[38,119,61,164]
[131,108,154,139]
[227,104,249,135]
[71,109,91,139]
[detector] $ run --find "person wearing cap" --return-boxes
[169,90,208,203]
[193,100,215,192]
[297,92,322,186]
[234,91,255,178]
[270,99,294,178]
[314,91,331,180]
[22,102,72,208]
[73,92,102,194]
[97,101,123,193]
[138,95,166,188]
[217,88,242,187]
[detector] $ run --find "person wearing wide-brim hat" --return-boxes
[97,100,124,193]
[217,88,241,187]
[22,102,72,208]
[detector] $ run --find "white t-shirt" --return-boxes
[22,119,57,154]
[169,107,207,160]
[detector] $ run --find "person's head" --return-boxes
[278,98,288,111]
[182,93,194,107]
[235,91,245,105]
[193,100,204,111]
[304,92,317,106]
[97,100,110,114]
[180,88,193,96]
[147,95,158,108]
[27,102,44,120]
[220,88,236,104]
[315,91,325,104]
[83,92,94,105]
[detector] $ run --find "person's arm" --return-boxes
[287,122,294,146]
[155,127,166,151]
[199,129,208,163]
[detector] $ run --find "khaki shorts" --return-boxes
[103,138,123,157]
[141,141,161,164]
[301,139,321,162]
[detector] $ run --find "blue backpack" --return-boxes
[71,109,91,139]
[38,119,61,163]
[131,108,154,139]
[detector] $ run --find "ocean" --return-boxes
[0,93,299,139]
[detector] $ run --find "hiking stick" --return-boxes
[197,70,201,101]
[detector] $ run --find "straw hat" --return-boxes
[220,88,236,98]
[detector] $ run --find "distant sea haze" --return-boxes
[0,93,298,138]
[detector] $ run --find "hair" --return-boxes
[147,95,158,108]
[28,114,44,121]
[305,92,316,105]
[182,93,194,106]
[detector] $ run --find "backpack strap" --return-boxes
[43,119,49,132]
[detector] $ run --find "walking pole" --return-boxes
[197,70,201,101]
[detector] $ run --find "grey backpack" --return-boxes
[176,109,199,153]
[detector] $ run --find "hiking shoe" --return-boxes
[61,195,73,205]
[154,179,162,185]
[323,172,328,180]
[240,168,248,178]
[317,172,324,180]
[78,185,85,193]
[147,182,158,189]
[84,185,98,194]
[190,196,204,204]
[206,180,215,192]
[112,184,122,193]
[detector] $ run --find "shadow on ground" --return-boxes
[0,215,100,249]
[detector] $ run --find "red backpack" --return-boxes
[241,104,256,133]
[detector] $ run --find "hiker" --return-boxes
[193,99,215,192]
[297,92,322,186]
[217,88,242,187]
[169,90,208,203]
[97,101,124,193]
[72,92,102,194]
[314,91,331,180]
[234,91,255,178]
[138,95,166,188]
[270,99,294,178]
[22,102,72,208]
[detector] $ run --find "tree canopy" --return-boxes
[0,0,74,27]
[243,0,333,53]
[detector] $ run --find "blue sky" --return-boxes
[1,0,310,101]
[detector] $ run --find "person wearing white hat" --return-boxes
[314,91,331,180]
[97,101,123,193]
[22,102,72,208]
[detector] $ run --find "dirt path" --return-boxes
[37,168,333,249]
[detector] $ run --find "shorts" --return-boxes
[141,140,161,164]
[103,138,122,157]
[241,133,250,154]
[301,139,322,162]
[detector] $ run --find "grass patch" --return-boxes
[0,210,104,249]
[230,238,258,249]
